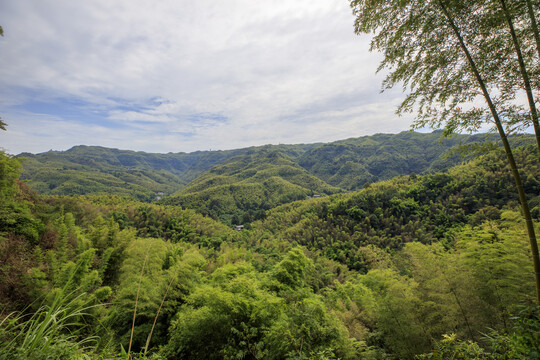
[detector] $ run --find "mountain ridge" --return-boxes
[17,131,535,215]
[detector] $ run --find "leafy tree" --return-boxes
[360,268,431,357]
[264,294,358,360]
[271,247,314,290]
[350,0,540,303]
[164,263,282,360]
[0,151,21,199]
[499,0,540,149]
[417,303,540,359]
[324,280,377,348]
[448,0,540,149]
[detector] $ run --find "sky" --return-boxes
[0,0,413,155]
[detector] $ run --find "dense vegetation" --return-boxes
[253,146,540,271]
[349,0,540,303]
[160,148,341,226]
[20,132,533,200]
[17,145,245,201]
[18,132,535,227]
[3,0,540,356]
[1,143,539,359]
[297,131,506,190]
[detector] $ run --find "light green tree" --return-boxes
[164,262,283,360]
[104,237,168,352]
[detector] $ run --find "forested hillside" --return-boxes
[297,131,521,190]
[1,145,538,359]
[252,146,540,270]
[160,148,341,226]
[17,145,250,201]
[3,0,540,358]
[18,132,533,203]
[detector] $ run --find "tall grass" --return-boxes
[0,288,100,359]
[0,249,173,359]
[0,257,106,359]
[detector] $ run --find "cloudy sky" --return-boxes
[0,0,412,155]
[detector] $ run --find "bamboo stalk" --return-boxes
[128,253,148,358]
[525,0,540,60]
[500,0,540,154]
[144,272,176,356]
[438,0,540,304]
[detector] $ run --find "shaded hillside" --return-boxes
[160,148,341,225]
[17,146,252,201]
[17,144,318,201]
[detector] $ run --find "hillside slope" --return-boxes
[297,131,525,190]
[18,146,249,200]
[160,148,341,225]
[1,147,538,359]
[18,144,317,201]
[17,132,534,203]
[252,145,540,270]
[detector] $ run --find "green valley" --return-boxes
[160,147,341,226]
[1,139,538,359]
[18,145,249,201]
[17,132,535,226]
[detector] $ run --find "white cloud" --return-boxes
[0,0,411,154]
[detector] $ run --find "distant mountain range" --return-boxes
[17,131,534,224]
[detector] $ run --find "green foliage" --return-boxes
[502,303,540,358]
[254,146,539,270]
[264,294,359,360]
[417,303,540,359]
[349,0,540,305]
[18,146,189,201]
[0,151,21,199]
[0,153,42,243]
[161,149,341,226]
[299,132,501,190]
[1,144,539,359]
[164,265,283,359]
[0,282,102,360]
[348,0,537,136]
[416,334,490,360]
[359,268,432,357]
[17,133,535,210]
[105,238,169,352]
[16,143,313,201]
[271,247,314,290]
